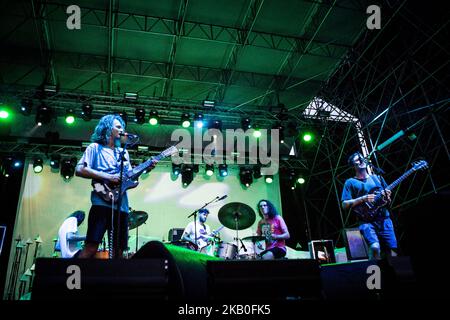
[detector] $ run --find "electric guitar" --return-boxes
[197,226,225,250]
[353,160,428,222]
[92,145,178,203]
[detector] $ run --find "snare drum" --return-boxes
[216,242,238,259]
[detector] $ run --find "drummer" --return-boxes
[181,208,217,253]
[256,200,290,260]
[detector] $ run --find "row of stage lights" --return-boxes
[1,100,314,142]
[1,155,307,189]
[1,100,316,145]
[0,155,77,180]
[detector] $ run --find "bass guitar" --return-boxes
[92,145,178,203]
[353,160,428,222]
[197,226,225,251]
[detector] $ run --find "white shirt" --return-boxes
[182,221,211,248]
[58,217,81,258]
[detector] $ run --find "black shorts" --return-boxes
[86,205,129,251]
[260,247,286,259]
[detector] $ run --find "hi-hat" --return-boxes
[218,202,256,230]
[128,210,148,230]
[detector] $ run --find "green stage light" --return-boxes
[265,176,273,184]
[253,129,261,138]
[0,110,9,119]
[302,132,313,142]
[33,158,43,173]
[297,177,305,184]
[65,109,75,124]
[149,110,159,126]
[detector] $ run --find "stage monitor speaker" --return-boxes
[168,228,185,242]
[343,228,369,260]
[207,259,322,300]
[32,258,169,300]
[309,240,336,264]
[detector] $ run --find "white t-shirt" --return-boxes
[182,221,211,248]
[58,217,81,258]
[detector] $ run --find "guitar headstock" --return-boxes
[411,160,428,171]
[162,145,178,158]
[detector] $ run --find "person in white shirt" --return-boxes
[57,210,86,258]
[181,209,215,252]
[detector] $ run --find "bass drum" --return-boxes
[215,242,238,260]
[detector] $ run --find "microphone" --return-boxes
[119,132,138,138]
[218,195,228,201]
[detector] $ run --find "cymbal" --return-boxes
[242,235,265,242]
[128,210,148,230]
[218,202,256,230]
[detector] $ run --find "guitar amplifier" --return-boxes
[309,240,336,264]
[168,228,185,242]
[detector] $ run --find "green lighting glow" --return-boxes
[303,133,313,142]
[182,120,190,128]
[265,177,273,184]
[65,115,75,124]
[253,130,261,138]
[297,177,305,184]
[0,110,9,119]
[149,117,158,126]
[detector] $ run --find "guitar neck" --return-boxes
[386,167,417,191]
[128,154,163,179]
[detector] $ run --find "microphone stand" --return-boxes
[187,196,221,251]
[112,136,138,259]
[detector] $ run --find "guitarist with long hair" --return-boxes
[75,114,134,259]
[341,152,398,260]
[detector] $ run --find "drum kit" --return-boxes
[124,203,265,260]
[202,202,265,260]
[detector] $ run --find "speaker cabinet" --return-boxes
[168,228,185,242]
[32,258,169,300]
[207,259,322,300]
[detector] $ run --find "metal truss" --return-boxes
[292,3,449,246]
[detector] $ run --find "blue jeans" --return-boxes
[359,217,398,250]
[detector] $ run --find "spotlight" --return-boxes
[81,103,93,121]
[181,113,191,128]
[124,92,138,101]
[208,120,222,131]
[65,109,75,124]
[35,104,53,126]
[239,167,253,187]
[50,154,61,170]
[0,107,9,120]
[135,108,146,125]
[241,118,252,130]
[118,111,128,124]
[181,164,194,187]
[205,164,214,176]
[302,132,314,143]
[218,164,228,177]
[265,175,273,184]
[149,110,159,126]
[60,158,76,180]
[33,157,43,173]
[172,163,181,176]
[253,128,261,138]
[20,99,33,115]
[297,177,305,184]
[194,113,204,128]
[203,100,215,108]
